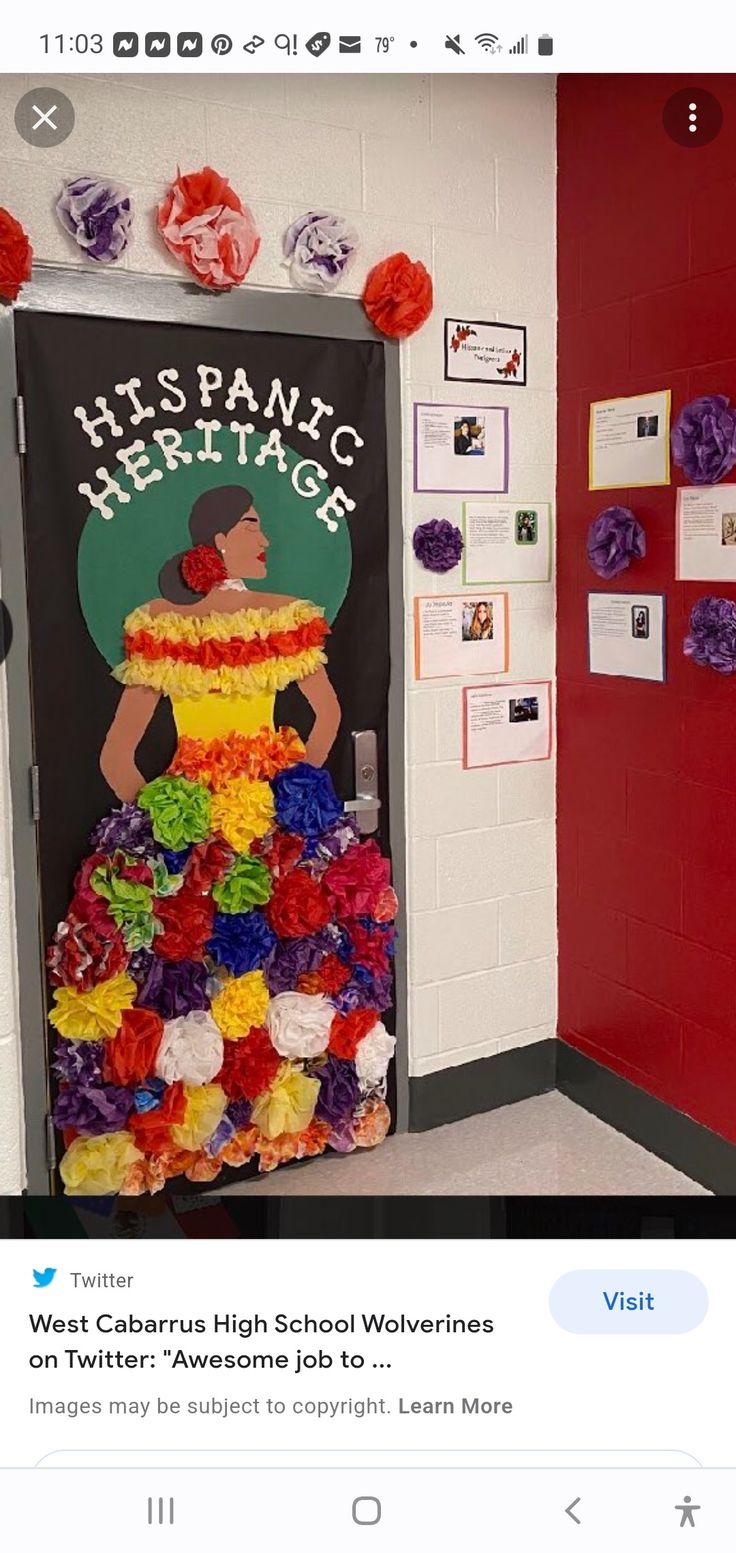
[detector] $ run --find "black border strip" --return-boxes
[409,1038,556,1131]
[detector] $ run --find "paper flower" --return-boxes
[329,1008,379,1060]
[171,1083,227,1150]
[250,1062,320,1139]
[172,729,306,792]
[683,595,736,673]
[298,952,350,997]
[311,1052,360,1126]
[211,970,270,1040]
[210,778,274,851]
[283,209,359,293]
[139,775,211,852]
[207,909,276,977]
[49,973,138,1041]
[180,544,227,593]
[212,853,272,913]
[263,932,329,995]
[60,1131,144,1196]
[152,889,213,961]
[362,251,433,339]
[53,1082,133,1136]
[336,969,394,1015]
[672,394,736,485]
[273,762,344,838]
[130,953,210,1020]
[412,519,464,573]
[155,1010,224,1087]
[353,1097,391,1147]
[157,166,260,290]
[266,990,333,1059]
[217,1026,281,1101]
[354,1019,396,1089]
[587,506,646,580]
[0,207,32,302]
[56,176,133,264]
[267,869,331,938]
[325,840,392,920]
[53,1037,105,1086]
[89,803,155,857]
[47,913,129,992]
[128,1080,187,1153]
[104,1008,164,1086]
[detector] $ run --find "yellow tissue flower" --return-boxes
[60,1131,144,1196]
[49,973,137,1041]
[251,1062,320,1140]
[171,1084,227,1151]
[210,777,275,851]
[211,971,270,1040]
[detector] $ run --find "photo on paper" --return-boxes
[414,402,508,494]
[631,605,650,639]
[462,601,494,641]
[463,680,552,768]
[637,414,659,439]
[509,696,539,723]
[515,509,538,545]
[676,486,736,580]
[588,592,665,682]
[454,416,486,456]
[722,512,736,546]
[462,499,552,584]
[444,318,527,385]
[589,389,671,490]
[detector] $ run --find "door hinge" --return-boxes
[30,764,40,822]
[45,1114,58,1174]
[15,394,27,456]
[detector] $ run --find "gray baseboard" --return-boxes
[409,1038,556,1132]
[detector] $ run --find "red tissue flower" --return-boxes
[180,544,228,594]
[105,1008,165,1086]
[362,251,433,339]
[266,868,331,939]
[157,166,260,290]
[128,1079,186,1154]
[47,913,128,991]
[349,921,392,976]
[69,852,118,934]
[0,207,32,302]
[329,1008,378,1060]
[298,953,351,998]
[325,840,391,921]
[252,829,304,878]
[153,888,214,961]
[217,1026,281,1101]
[185,838,236,893]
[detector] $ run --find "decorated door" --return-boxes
[11,286,403,1195]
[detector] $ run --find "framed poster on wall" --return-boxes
[413,401,509,494]
[444,318,527,385]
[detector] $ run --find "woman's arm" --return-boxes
[298,666,342,768]
[100,685,161,803]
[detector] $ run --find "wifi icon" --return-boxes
[475,32,500,52]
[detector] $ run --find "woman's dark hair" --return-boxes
[158,484,255,603]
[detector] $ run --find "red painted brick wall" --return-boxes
[557,74,736,1144]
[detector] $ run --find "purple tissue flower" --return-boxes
[412,519,464,574]
[684,595,736,673]
[311,1053,360,1127]
[53,1038,105,1086]
[587,506,646,580]
[672,394,736,486]
[56,176,133,264]
[53,1083,133,1136]
[89,804,155,858]
[264,934,328,995]
[227,1098,253,1131]
[283,210,358,293]
[133,955,210,1019]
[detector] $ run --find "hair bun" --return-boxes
[180,544,227,594]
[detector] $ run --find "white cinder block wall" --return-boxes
[0,72,556,1186]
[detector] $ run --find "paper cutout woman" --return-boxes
[48,485,397,1196]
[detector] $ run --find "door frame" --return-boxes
[0,264,408,1195]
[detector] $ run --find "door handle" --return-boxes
[344,729,381,835]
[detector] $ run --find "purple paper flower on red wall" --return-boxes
[683,595,736,673]
[671,394,736,485]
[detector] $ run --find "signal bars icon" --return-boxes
[509,33,528,53]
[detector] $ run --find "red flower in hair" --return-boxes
[128,1079,187,1154]
[362,251,433,339]
[217,1026,280,1100]
[181,545,227,594]
[329,1008,378,1060]
[266,869,331,938]
[0,207,32,302]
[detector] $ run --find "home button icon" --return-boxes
[352,1496,381,1526]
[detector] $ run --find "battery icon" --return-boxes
[538,34,553,54]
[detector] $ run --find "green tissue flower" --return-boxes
[212,853,272,914]
[150,858,184,898]
[138,775,211,851]
[89,863,156,950]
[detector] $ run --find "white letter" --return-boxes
[254,428,288,473]
[297,397,334,440]
[195,419,223,463]
[152,428,193,471]
[229,421,255,465]
[78,467,131,520]
[330,425,364,467]
[263,378,300,427]
[116,440,164,492]
[114,377,155,426]
[292,458,328,500]
[315,484,355,533]
[225,368,259,413]
[197,365,223,408]
[74,399,123,449]
[157,367,187,414]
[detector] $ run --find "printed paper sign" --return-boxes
[463,500,552,584]
[589,389,671,490]
[588,592,666,682]
[676,485,736,580]
[414,593,508,680]
[414,401,509,494]
[463,681,552,768]
[444,318,527,386]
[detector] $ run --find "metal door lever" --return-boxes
[344,729,381,835]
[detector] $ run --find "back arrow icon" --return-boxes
[565,1498,582,1525]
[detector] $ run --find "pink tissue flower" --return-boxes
[157,166,260,290]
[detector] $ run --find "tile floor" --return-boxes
[218,1092,710,1197]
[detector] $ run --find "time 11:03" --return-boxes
[41,34,103,52]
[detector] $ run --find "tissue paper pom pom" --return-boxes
[354,1019,396,1090]
[329,1008,379,1059]
[132,955,210,1020]
[683,595,736,673]
[180,543,227,593]
[325,840,392,920]
[207,910,276,977]
[128,1080,187,1153]
[255,1117,331,1171]
[267,870,331,938]
[362,251,433,339]
[158,166,260,290]
[104,1008,164,1086]
[273,761,343,837]
[171,1083,227,1149]
[53,1082,133,1136]
[253,829,305,878]
[211,970,270,1040]
[139,775,211,851]
[89,803,155,857]
[672,394,736,485]
[56,175,133,263]
[155,1010,224,1087]
[49,973,138,1041]
[312,1052,360,1126]
[53,1037,105,1086]
[298,953,350,997]
[217,1026,281,1101]
[349,920,395,977]
[60,1131,143,1196]
[212,853,272,913]
[265,990,333,1059]
[184,838,235,893]
[47,913,128,992]
[250,1063,320,1139]
[0,206,33,302]
[171,728,306,790]
[211,778,274,851]
[219,1125,259,1167]
[412,519,464,574]
[283,209,359,293]
[354,1097,391,1147]
[152,889,214,960]
[587,506,646,580]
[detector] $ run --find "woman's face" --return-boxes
[477,603,489,623]
[461,422,469,436]
[216,507,269,580]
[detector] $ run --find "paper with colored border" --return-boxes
[676,485,736,580]
[444,318,527,386]
[588,592,666,682]
[462,500,552,584]
[414,401,509,494]
[414,593,509,680]
[588,389,671,490]
[463,681,552,769]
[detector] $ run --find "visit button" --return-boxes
[549,1271,708,1333]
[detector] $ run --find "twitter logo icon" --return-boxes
[32,1268,57,1288]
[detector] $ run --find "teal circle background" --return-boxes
[78,427,353,666]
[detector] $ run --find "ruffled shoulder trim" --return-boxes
[114,598,329,700]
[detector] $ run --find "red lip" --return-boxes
[257,551,266,562]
